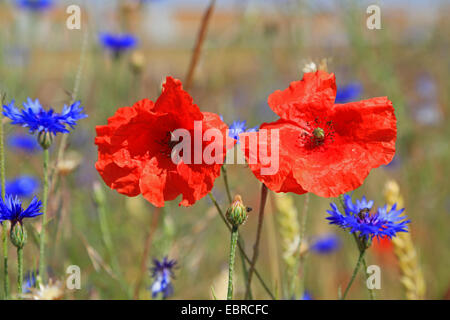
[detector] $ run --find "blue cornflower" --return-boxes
[100,33,138,58]
[22,270,38,293]
[149,257,177,299]
[412,74,441,126]
[0,194,42,226]
[7,133,40,153]
[334,82,363,104]
[5,176,40,198]
[309,233,341,254]
[3,98,87,136]
[343,195,374,215]
[327,195,409,241]
[227,120,258,142]
[302,291,313,300]
[16,0,53,12]
[416,74,437,100]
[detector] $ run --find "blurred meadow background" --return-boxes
[0,0,449,299]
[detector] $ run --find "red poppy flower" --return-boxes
[95,77,232,207]
[240,71,397,197]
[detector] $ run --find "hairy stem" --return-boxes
[221,164,251,297]
[95,183,129,298]
[208,193,275,299]
[38,149,49,284]
[361,256,375,300]
[50,30,88,197]
[0,98,9,299]
[351,228,375,300]
[17,247,23,297]
[227,226,238,300]
[297,193,310,298]
[221,165,232,204]
[342,248,366,300]
[245,184,268,299]
[133,208,161,299]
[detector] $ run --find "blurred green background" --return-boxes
[0,0,448,299]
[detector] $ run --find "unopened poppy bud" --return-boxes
[226,195,248,227]
[38,131,53,150]
[10,223,27,249]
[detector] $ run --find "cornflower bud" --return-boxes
[10,223,27,249]
[226,195,248,228]
[38,131,53,150]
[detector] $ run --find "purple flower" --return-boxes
[0,195,42,226]
[309,233,341,254]
[221,117,258,142]
[16,0,53,12]
[3,98,87,136]
[5,176,40,198]
[327,195,410,241]
[302,291,313,300]
[335,82,363,104]
[100,33,138,58]
[7,133,40,153]
[149,257,177,299]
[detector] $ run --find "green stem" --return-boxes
[227,226,238,300]
[245,183,268,299]
[208,193,275,300]
[0,98,9,299]
[95,184,129,296]
[238,239,250,296]
[351,232,375,300]
[221,165,232,204]
[362,257,375,300]
[341,194,375,300]
[39,149,49,284]
[1,223,8,299]
[341,247,366,300]
[17,247,23,297]
[297,193,310,298]
[221,164,251,298]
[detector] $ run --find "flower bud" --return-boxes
[10,223,27,249]
[129,51,145,75]
[226,195,248,228]
[38,131,53,150]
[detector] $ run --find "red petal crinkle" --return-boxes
[95,99,158,196]
[243,71,397,198]
[95,77,232,207]
[240,120,307,195]
[268,70,336,124]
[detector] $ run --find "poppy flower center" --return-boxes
[157,131,179,158]
[300,117,335,149]
[313,127,325,140]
